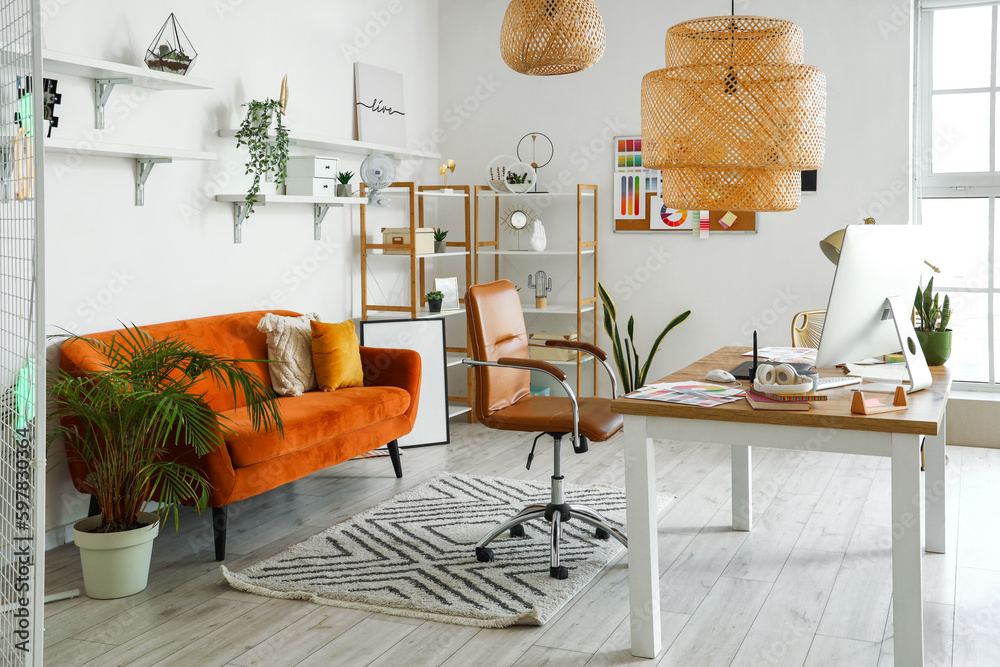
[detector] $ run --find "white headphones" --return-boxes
[756,363,801,386]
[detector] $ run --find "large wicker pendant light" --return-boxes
[641,15,826,211]
[500,0,606,75]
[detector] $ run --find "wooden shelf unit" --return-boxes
[473,184,599,396]
[361,182,475,420]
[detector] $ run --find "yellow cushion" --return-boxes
[311,320,364,391]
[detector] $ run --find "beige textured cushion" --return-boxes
[257,312,320,396]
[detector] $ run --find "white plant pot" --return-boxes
[73,511,159,599]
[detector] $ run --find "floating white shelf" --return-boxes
[43,50,214,90]
[383,188,468,198]
[44,139,216,206]
[214,193,366,243]
[42,50,213,130]
[46,139,216,161]
[448,404,472,419]
[521,304,596,315]
[218,129,440,161]
[368,250,470,259]
[478,249,595,256]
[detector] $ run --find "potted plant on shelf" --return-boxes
[914,277,953,366]
[336,171,354,198]
[598,282,691,393]
[233,98,290,220]
[426,291,444,313]
[506,170,532,194]
[433,228,448,253]
[48,326,283,599]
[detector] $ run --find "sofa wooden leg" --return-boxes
[213,506,227,561]
[87,495,100,518]
[387,440,402,478]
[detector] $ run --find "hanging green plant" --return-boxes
[234,98,290,220]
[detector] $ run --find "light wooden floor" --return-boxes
[43,422,1000,667]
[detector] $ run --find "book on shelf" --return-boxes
[745,390,810,411]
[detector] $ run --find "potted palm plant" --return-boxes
[233,98,290,220]
[49,326,283,599]
[914,277,953,366]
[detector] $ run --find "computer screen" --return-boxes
[815,225,929,375]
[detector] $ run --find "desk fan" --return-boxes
[360,152,395,206]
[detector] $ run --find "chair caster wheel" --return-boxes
[510,524,525,538]
[475,547,494,563]
[595,528,610,540]
[549,566,569,580]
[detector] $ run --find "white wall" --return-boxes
[43,0,440,538]
[438,0,914,386]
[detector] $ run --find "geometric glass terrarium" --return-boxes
[145,13,197,75]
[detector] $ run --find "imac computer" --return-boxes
[815,224,932,393]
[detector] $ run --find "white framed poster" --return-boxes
[359,318,449,447]
[354,62,407,147]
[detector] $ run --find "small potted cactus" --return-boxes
[426,290,444,313]
[336,171,354,197]
[913,277,952,366]
[433,228,448,253]
[528,270,552,309]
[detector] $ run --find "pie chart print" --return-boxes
[660,206,688,227]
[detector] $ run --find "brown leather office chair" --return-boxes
[464,280,625,579]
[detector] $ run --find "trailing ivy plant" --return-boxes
[598,282,691,394]
[234,98,290,220]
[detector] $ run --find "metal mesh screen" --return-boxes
[0,0,44,664]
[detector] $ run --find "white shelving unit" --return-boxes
[45,139,217,206]
[366,307,467,320]
[214,193,365,243]
[217,129,440,161]
[43,50,212,129]
[474,184,600,396]
[368,250,471,259]
[448,404,472,419]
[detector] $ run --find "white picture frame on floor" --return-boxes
[359,318,449,447]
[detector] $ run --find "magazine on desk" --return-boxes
[627,381,745,407]
[741,347,817,365]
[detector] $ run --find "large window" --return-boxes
[920,1,1000,383]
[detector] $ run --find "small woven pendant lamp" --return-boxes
[500,0,606,75]
[641,13,826,211]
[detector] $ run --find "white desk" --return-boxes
[610,347,951,666]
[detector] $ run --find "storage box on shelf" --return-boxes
[473,184,599,395]
[284,155,339,197]
[361,182,475,421]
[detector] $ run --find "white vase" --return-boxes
[73,511,159,599]
[530,219,547,251]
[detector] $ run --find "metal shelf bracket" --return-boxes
[135,157,171,206]
[94,77,132,129]
[233,202,251,244]
[314,203,334,240]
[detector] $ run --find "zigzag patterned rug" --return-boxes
[222,472,673,627]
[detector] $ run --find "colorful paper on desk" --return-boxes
[628,381,745,407]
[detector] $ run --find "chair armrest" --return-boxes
[359,346,422,428]
[542,339,608,362]
[496,356,567,382]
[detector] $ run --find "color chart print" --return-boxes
[613,136,660,222]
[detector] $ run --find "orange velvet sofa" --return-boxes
[59,310,421,560]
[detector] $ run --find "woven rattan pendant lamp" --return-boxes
[641,11,826,211]
[500,0,605,75]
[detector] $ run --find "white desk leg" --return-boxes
[892,432,925,667]
[924,413,947,554]
[623,414,661,659]
[732,444,752,531]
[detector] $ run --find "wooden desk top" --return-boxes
[610,347,952,436]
